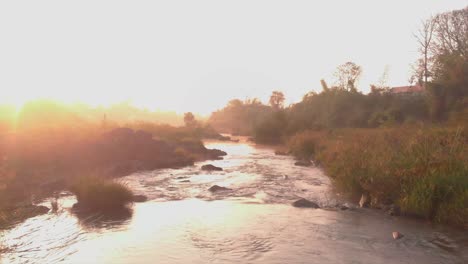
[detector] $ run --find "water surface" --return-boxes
[1,138,467,264]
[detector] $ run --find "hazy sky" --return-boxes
[1,1,466,115]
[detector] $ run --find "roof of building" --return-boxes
[390,84,425,94]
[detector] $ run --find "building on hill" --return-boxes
[390,84,425,95]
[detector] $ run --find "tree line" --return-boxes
[208,6,467,143]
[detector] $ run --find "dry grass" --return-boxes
[288,126,468,228]
[70,177,134,211]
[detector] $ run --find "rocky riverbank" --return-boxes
[0,127,227,228]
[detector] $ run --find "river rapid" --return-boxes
[1,138,467,264]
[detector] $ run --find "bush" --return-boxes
[70,177,134,211]
[300,126,467,228]
[253,111,287,144]
[287,131,325,159]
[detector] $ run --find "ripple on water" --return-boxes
[1,139,467,264]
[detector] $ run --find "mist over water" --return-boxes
[1,138,467,264]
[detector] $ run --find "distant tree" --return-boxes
[369,85,384,95]
[183,112,197,127]
[333,62,362,92]
[414,16,437,86]
[412,7,468,121]
[253,110,287,143]
[245,98,262,105]
[432,7,468,59]
[378,65,390,89]
[227,99,243,108]
[370,66,391,94]
[269,91,285,109]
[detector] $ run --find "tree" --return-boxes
[414,16,437,86]
[269,91,285,109]
[377,65,390,89]
[371,66,391,94]
[433,7,468,59]
[333,62,362,92]
[413,7,468,121]
[183,112,197,127]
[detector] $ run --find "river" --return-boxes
[1,138,467,264]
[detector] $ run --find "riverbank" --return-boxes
[0,127,226,228]
[283,126,467,229]
[2,138,467,264]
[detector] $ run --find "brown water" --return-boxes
[1,138,467,264]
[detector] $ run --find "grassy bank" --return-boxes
[287,126,468,228]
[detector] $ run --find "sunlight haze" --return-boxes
[1,2,467,263]
[1,0,466,115]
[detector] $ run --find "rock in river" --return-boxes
[294,160,312,167]
[392,231,404,240]
[132,195,148,203]
[201,164,223,171]
[386,204,401,216]
[292,198,320,208]
[339,205,349,210]
[208,185,231,192]
[275,150,288,156]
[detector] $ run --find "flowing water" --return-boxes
[1,138,467,264]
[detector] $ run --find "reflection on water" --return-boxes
[72,207,133,231]
[1,138,467,264]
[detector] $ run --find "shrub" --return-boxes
[253,111,287,144]
[300,126,467,228]
[70,177,133,211]
[287,131,325,159]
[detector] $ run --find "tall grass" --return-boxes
[287,130,325,159]
[70,177,134,211]
[288,126,468,228]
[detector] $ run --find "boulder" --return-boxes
[336,203,354,210]
[275,150,288,156]
[208,185,231,192]
[217,135,232,141]
[292,198,320,208]
[339,205,349,210]
[386,204,401,216]
[392,231,404,240]
[294,160,312,167]
[201,164,223,171]
[32,205,50,215]
[132,195,148,203]
[209,149,227,157]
